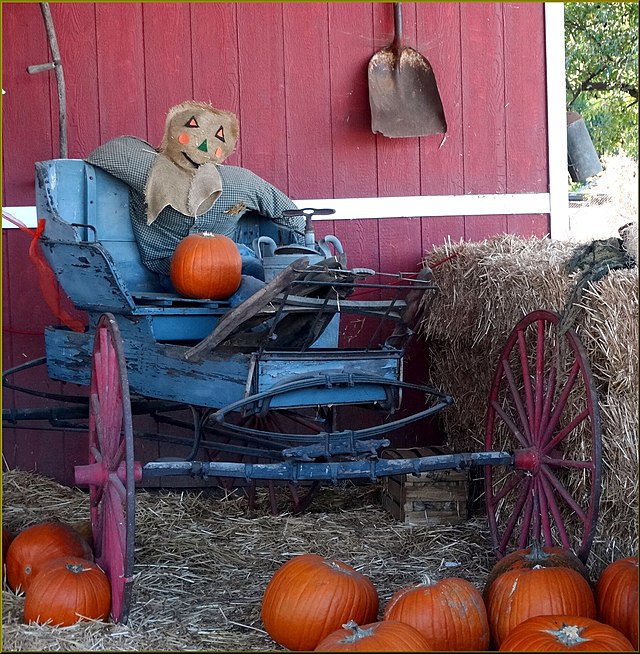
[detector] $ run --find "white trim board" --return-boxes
[3,193,550,229]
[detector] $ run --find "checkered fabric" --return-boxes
[85,136,304,275]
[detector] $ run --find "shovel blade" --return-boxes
[368,46,447,138]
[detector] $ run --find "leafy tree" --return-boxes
[565,2,639,159]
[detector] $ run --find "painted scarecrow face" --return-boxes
[160,101,239,172]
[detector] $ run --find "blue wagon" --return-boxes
[2,159,603,623]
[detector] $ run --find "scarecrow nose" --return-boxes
[197,139,208,153]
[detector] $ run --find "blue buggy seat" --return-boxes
[35,159,304,343]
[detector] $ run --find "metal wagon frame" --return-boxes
[2,159,603,623]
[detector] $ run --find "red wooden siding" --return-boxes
[2,2,550,486]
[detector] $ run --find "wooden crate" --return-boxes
[381,446,470,525]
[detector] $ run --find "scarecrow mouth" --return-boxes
[181,152,202,168]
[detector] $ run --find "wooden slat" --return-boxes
[237,3,288,191]
[53,3,100,158]
[1,2,54,204]
[142,2,194,146]
[95,3,147,142]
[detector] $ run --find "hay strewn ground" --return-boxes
[3,469,498,652]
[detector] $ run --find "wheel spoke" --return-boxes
[534,476,555,546]
[491,400,529,448]
[517,480,535,549]
[542,408,590,455]
[490,468,526,505]
[538,468,573,549]
[540,464,588,523]
[542,455,595,471]
[540,360,581,446]
[538,364,557,446]
[516,328,536,436]
[533,318,546,438]
[496,474,533,553]
[501,358,532,443]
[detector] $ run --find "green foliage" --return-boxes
[565,2,639,159]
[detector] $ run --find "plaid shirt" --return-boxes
[85,136,304,275]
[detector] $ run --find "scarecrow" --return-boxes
[84,100,305,295]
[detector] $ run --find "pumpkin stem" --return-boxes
[66,562,92,574]
[341,620,375,642]
[547,624,588,646]
[524,539,550,563]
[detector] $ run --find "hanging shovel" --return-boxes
[368,2,447,138]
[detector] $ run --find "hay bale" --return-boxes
[418,235,638,566]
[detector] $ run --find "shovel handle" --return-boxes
[393,3,403,49]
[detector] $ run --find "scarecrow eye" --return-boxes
[184,116,199,128]
[215,126,225,143]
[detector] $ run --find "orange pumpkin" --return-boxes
[486,565,597,647]
[261,553,379,651]
[23,556,111,626]
[6,521,94,593]
[499,615,634,651]
[595,556,639,649]
[169,232,242,299]
[484,541,592,599]
[314,620,433,652]
[383,575,490,651]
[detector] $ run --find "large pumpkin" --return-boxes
[169,232,242,299]
[383,575,490,651]
[23,556,111,626]
[314,620,433,652]
[498,615,634,651]
[484,541,592,599]
[261,553,379,651]
[6,521,94,593]
[486,565,597,647]
[595,556,638,649]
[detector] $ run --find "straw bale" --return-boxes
[579,268,639,396]
[3,468,496,652]
[420,235,576,349]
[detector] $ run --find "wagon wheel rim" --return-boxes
[78,313,137,623]
[484,309,602,563]
[205,409,326,514]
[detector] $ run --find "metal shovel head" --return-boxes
[368,45,447,138]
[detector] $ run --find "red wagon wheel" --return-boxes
[74,313,141,623]
[484,310,602,563]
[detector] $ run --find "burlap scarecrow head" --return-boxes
[145,101,240,224]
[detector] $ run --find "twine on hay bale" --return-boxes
[417,234,638,568]
[2,468,497,652]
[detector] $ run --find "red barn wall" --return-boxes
[2,2,550,486]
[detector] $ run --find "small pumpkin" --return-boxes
[6,521,94,593]
[383,575,490,651]
[486,565,597,647]
[169,232,242,299]
[498,615,634,651]
[314,620,433,652]
[484,540,592,599]
[23,556,111,626]
[261,553,379,651]
[595,556,638,649]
